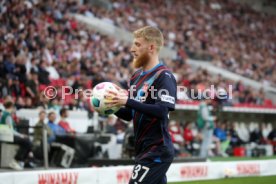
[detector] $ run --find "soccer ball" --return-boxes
[91,82,120,115]
[223,168,235,178]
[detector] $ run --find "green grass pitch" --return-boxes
[169,175,276,184]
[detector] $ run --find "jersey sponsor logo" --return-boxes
[164,72,172,78]
[236,163,260,176]
[161,94,175,104]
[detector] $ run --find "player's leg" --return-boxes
[129,162,171,184]
[158,175,167,184]
[199,128,213,158]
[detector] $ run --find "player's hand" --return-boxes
[104,85,128,108]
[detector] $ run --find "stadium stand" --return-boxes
[83,0,276,87]
[0,0,275,108]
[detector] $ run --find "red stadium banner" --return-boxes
[0,160,276,184]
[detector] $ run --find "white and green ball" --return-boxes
[91,82,120,116]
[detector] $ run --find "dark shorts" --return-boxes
[128,161,171,184]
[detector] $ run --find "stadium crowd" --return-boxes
[169,120,276,157]
[0,0,131,109]
[0,0,274,109]
[85,0,276,87]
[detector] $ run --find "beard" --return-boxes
[132,52,150,69]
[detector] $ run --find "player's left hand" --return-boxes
[104,86,128,108]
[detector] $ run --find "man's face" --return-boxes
[130,37,150,68]
[49,113,56,122]
[64,110,68,118]
[32,73,38,80]
[40,112,46,120]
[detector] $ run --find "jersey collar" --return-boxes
[140,63,163,76]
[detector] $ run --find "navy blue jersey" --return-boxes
[128,63,177,163]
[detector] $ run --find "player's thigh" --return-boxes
[158,175,167,184]
[129,162,171,184]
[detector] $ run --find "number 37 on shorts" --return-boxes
[130,164,150,183]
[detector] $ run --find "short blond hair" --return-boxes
[133,26,164,52]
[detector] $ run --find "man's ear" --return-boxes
[149,44,155,53]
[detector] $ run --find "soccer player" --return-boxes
[105,26,177,184]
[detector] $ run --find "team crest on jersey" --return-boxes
[142,82,149,92]
[134,83,149,103]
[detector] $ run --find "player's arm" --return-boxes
[115,107,133,121]
[151,70,176,111]
[125,99,169,119]
[106,71,176,119]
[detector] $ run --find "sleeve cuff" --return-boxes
[126,98,137,108]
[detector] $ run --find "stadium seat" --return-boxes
[49,143,75,168]
[233,147,246,157]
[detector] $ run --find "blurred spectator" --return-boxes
[236,123,250,143]
[268,128,276,154]
[33,110,54,159]
[105,115,117,134]
[58,108,76,134]
[116,129,125,144]
[249,123,263,144]
[227,122,242,147]
[214,123,227,142]
[214,122,230,157]
[197,99,215,158]
[183,122,193,143]
[47,111,66,143]
[183,122,196,155]
[0,98,34,170]
[169,121,184,156]
[10,76,22,98]
[268,128,276,141]
[38,60,50,85]
[25,70,39,105]
[48,98,62,113]
[261,123,273,142]
[34,110,53,145]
